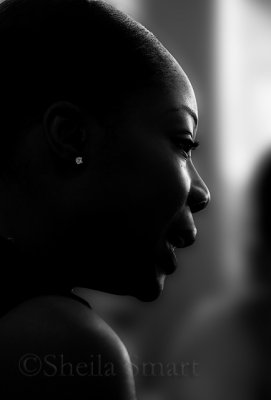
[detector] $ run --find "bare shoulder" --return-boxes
[0,295,136,399]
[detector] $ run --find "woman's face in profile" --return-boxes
[71,66,210,301]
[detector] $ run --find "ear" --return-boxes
[43,101,87,163]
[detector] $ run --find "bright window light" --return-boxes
[216,0,271,285]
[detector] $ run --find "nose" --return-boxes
[188,163,210,213]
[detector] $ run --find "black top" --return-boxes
[0,236,91,318]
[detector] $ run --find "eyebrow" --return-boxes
[166,105,198,128]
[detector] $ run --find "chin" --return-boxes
[132,273,166,302]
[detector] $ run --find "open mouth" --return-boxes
[155,226,198,276]
[165,242,178,274]
[155,241,178,275]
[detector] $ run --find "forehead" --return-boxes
[122,65,198,132]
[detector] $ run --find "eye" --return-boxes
[172,137,200,159]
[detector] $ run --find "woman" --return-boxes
[0,0,210,398]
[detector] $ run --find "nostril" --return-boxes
[190,200,209,213]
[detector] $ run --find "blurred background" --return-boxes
[76,1,271,399]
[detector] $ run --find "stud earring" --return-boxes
[75,156,83,165]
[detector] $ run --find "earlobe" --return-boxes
[43,101,87,163]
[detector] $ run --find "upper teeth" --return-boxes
[169,244,176,252]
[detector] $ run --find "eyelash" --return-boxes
[172,138,200,159]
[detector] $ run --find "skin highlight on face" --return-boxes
[103,67,209,300]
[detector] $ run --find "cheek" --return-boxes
[128,142,191,231]
[97,133,191,240]
[154,156,191,215]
